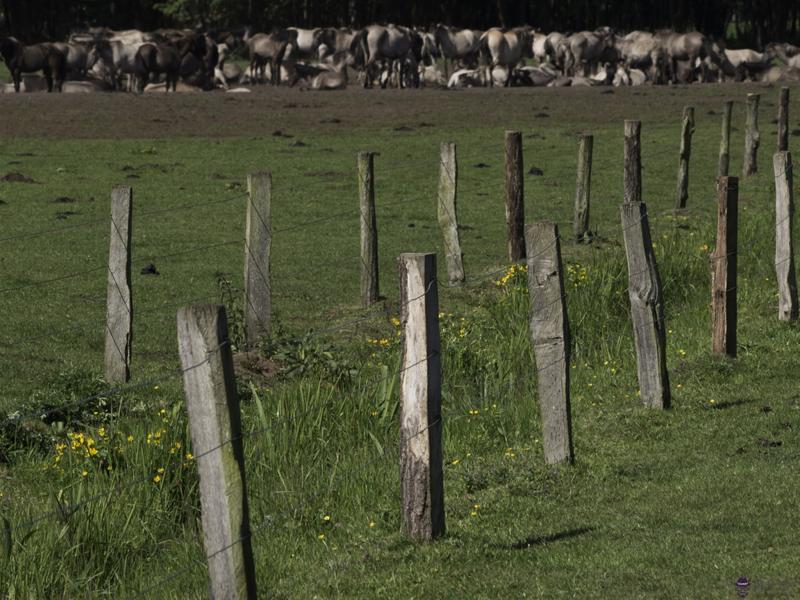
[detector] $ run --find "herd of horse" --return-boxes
[1,24,799,94]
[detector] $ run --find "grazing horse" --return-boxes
[246,29,298,85]
[479,27,533,87]
[0,37,65,92]
[434,25,482,76]
[87,40,144,91]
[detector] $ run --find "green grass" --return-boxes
[1,84,800,598]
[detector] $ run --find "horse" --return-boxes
[246,29,298,85]
[51,42,89,78]
[352,24,421,89]
[656,31,716,83]
[87,40,143,91]
[479,27,533,87]
[135,34,206,93]
[433,25,482,76]
[0,37,65,92]
[564,30,616,77]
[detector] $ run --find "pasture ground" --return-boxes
[1,83,800,598]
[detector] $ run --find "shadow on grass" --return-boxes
[507,526,595,550]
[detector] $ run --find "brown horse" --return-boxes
[134,33,206,93]
[0,37,65,92]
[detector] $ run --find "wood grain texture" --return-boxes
[773,152,797,321]
[573,134,593,242]
[623,120,642,204]
[718,100,733,178]
[711,177,738,356]
[675,106,694,209]
[105,185,132,383]
[244,172,272,346]
[359,152,380,305]
[743,93,760,177]
[437,142,465,285]
[505,131,526,260]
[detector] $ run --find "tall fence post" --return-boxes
[105,185,132,384]
[711,177,739,357]
[177,304,257,600]
[743,93,760,177]
[504,130,526,261]
[399,252,444,542]
[358,151,380,306]
[777,87,789,153]
[718,100,733,178]
[773,152,797,321]
[573,134,593,242]
[624,120,642,205]
[244,172,272,348]
[675,106,694,209]
[525,221,573,464]
[437,142,465,285]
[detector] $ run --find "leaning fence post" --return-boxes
[178,305,257,599]
[773,152,797,321]
[573,134,593,242]
[105,185,132,384]
[437,142,465,285]
[525,221,573,464]
[718,100,733,178]
[676,106,694,209]
[711,177,739,357]
[777,87,789,153]
[504,130,526,261]
[358,151,380,306]
[399,253,444,542]
[244,172,272,348]
[624,120,642,205]
[743,93,760,177]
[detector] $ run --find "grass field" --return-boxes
[1,83,800,598]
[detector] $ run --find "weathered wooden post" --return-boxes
[718,100,733,178]
[777,87,789,153]
[399,253,444,541]
[711,177,739,357]
[177,304,257,599]
[624,120,642,205]
[773,152,797,321]
[526,221,573,464]
[573,134,593,242]
[105,185,132,384]
[437,142,465,285]
[742,93,760,177]
[504,130,526,260]
[244,172,272,347]
[676,106,694,209]
[358,152,380,305]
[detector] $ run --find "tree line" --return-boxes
[1,0,798,47]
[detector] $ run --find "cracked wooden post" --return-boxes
[621,202,670,409]
[711,177,738,357]
[676,106,694,209]
[504,130,526,261]
[105,185,132,384]
[573,134,593,242]
[358,152,379,306]
[777,87,789,153]
[244,172,272,347]
[178,304,257,600]
[399,253,444,542]
[742,93,760,177]
[526,221,573,465]
[624,120,642,205]
[773,152,797,321]
[437,142,465,285]
[718,100,733,178]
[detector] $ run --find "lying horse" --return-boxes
[0,37,65,92]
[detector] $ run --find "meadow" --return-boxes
[1,82,799,598]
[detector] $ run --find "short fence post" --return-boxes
[504,130,526,261]
[711,177,739,356]
[777,87,789,153]
[623,120,642,205]
[177,304,258,600]
[675,106,694,209]
[244,172,272,348]
[718,100,733,178]
[399,253,444,542]
[105,185,132,384]
[773,152,797,321]
[437,142,465,285]
[621,202,670,409]
[573,134,593,242]
[525,221,573,464]
[358,151,380,306]
[742,93,760,177]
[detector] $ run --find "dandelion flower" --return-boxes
[153,475,162,483]
[369,521,375,528]
[317,533,325,540]
[323,515,331,522]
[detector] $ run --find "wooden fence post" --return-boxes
[399,253,444,541]
[358,151,380,305]
[624,120,642,205]
[573,134,593,242]
[621,202,670,409]
[773,152,797,321]
[105,185,132,384]
[437,142,465,285]
[244,172,272,347]
[777,87,789,153]
[743,93,760,177]
[718,100,733,178]
[178,304,258,600]
[525,221,573,464]
[504,130,526,261]
[676,106,694,209]
[711,177,739,356]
